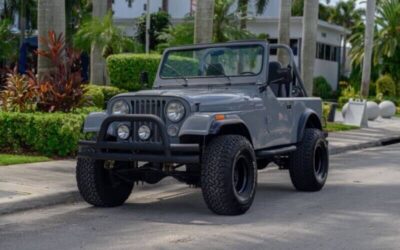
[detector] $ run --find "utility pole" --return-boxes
[145,0,150,54]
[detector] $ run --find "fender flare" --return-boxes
[179,114,252,144]
[297,109,323,142]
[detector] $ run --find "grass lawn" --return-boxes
[325,122,358,133]
[0,154,50,166]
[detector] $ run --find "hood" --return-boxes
[117,88,256,112]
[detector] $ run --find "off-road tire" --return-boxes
[289,128,329,191]
[76,158,134,207]
[201,135,257,215]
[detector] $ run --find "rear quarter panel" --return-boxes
[279,97,323,143]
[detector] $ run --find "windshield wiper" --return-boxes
[163,64,188,86]
[203,63,232,85]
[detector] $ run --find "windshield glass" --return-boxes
[160,45,264,79]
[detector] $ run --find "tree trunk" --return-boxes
[360,0,376,98]
[90,0,109,85]
[162,0,169,12]
[238,0,248,30]
[300,0,319,96]
[37,0,66,80]
[19,0,26,47]
[277,0,291,66]
[194,0,214,44]
[341,36,347,77]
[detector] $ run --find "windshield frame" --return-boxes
[154,41,269,88]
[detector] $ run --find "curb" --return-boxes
[0,190,82,215]
[2,135,400,215]
[329,135,400,155]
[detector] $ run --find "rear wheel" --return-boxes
[201,135,257,215]
[289,128,329,191]
[76,159,134,207]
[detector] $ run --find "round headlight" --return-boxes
[138,125,151,141]
[112,100,129,114]
[166,101,185,122]
[117,124,130,140]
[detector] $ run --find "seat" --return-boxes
[268,61,292,97]
[206,63,225,76]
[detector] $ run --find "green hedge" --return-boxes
[107,54,161,91]
[107,53,199,91]
[0,112,87,156]
[84,85,126,108]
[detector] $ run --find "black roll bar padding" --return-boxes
[269,44,308,97]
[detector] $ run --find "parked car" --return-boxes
[77,40,329,215]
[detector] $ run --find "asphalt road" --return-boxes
[1,144,400,250]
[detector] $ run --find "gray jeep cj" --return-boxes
[77,40,329,215]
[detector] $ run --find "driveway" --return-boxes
[1,143,400,250]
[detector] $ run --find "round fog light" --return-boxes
[138,125,151,140]
[167,125,179,137]
[117,124,130,140]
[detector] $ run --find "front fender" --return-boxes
[178,114,215,136]
[179,113,250,137]
[82,112,107,133]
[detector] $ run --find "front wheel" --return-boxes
[289,128,329,191]
[201,135,257,215]
[76,159,134,207]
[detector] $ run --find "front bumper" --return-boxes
[78,114,200,164]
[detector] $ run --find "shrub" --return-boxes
[84,85,104,108]
[0,71,38,112]
[313,76,333,100]
[37,31,86,112]
[376,75,396,97]
[100,85,126,103]
[338,96,349,108]
[0,112,86,156]
[107,54,162,90]
[83,85,126,108]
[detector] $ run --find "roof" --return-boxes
[249,16,351,35]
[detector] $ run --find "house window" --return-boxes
[325,45,331,61]
[268,39,298,56]
[316,43,340,62]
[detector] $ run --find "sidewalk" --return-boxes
[1,117,400,215]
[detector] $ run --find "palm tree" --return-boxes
[90,0,110,84]
[329,0,363,76]
[194,0,214,43]
[360,0,376,97]
[277,0,291,65]
[37,0,66,80]
[213,0,256,42]
[292,0,332,21]
[237,0,269,30]
[74,12,134,57]
[300,0,319,95]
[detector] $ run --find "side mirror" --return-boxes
[140,71,149,88]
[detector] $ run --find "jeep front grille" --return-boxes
[131,98,167,143]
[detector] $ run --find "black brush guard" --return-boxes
[78,114,200,164]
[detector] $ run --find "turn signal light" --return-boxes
[215,114,225,121]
